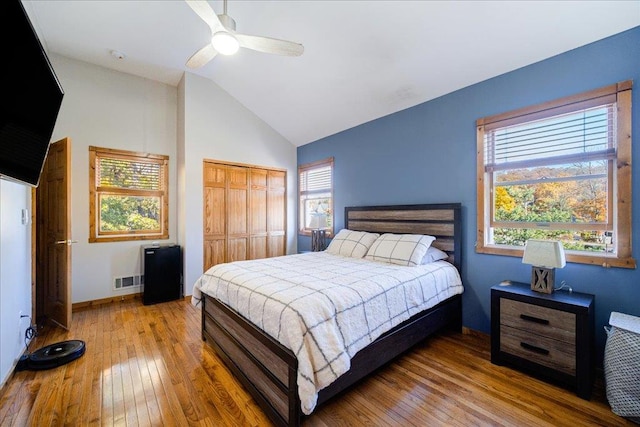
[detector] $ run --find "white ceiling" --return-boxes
[23,1,640,147]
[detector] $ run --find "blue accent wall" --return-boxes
[298,26,640,363]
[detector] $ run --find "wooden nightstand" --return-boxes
[491,281,595,399]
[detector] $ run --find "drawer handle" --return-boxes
[520,342,550,355]
[520,314,549,325]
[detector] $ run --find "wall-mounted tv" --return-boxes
[0,0,64,187]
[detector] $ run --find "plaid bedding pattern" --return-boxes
[192,252,463,415]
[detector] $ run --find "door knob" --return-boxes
[55,239,78,246]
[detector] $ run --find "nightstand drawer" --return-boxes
[501,299,576,344]
[500,325,576,375]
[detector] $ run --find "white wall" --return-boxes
[180,72,297,294]
[0,180,33,386]
[48,54,178,303]
[44,56,297,303]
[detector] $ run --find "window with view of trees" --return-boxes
[299,157,334,236]
[477,81,635,268]
[89,146,169,243]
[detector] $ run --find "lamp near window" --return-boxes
[522,239,566,294]
[308,214,328,251]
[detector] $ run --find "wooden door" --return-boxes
[203,160,286,271]
[37,137,72,329]
[250,168,268,260]
[227,166,249,262]
[203,163,226,271]
[267,170,286,257]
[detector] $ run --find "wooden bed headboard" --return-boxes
[345,203,462,272]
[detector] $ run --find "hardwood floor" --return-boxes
[0,298,633,426]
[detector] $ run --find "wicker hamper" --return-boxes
[604,312,640,423]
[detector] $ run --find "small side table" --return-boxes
[491,281,595,399]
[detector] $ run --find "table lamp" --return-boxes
[522,239,566,294]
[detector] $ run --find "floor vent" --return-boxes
[114,275,143,290]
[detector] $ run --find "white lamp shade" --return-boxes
[522,239,566,269]
[307,214,328,229]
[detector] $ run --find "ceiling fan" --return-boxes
[185,0,304,68]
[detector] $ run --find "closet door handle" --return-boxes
[520,314,549,325]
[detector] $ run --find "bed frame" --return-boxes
[201,203,463,426]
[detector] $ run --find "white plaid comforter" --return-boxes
[191,252,463,415]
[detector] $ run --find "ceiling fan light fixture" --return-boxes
[185,0,303,67]
[211,31,239,55]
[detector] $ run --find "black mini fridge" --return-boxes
[142,244,182,305]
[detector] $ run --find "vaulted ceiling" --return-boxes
[23,0,640,146]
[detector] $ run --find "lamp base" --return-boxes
[531,267,555,294]
[311,229,326,252]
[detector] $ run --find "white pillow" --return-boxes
[365,233,436,267]
[325,229,380,258]
[421,246,449,264]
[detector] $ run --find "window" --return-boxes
[477,81,634,268]
[89,146,169,243]
[299,157,334,236]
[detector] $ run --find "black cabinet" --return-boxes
[142,244,182,305]
[491,281,595,399]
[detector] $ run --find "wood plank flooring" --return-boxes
[0,297,633,426]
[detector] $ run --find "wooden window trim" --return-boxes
[476,81,635,269]
[298,157,334,237]
[89,146,169,243]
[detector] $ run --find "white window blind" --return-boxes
[299,165,332,195]
[485,104,616,174]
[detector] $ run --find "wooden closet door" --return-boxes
[267,170,286,257]
[204,161,285,271]
[227,166,249,262]
[250,168,268,260]
[203,163,226,271]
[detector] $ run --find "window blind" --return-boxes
[299,165,332,195]
[97,157,162,190]
[485,104,616,173]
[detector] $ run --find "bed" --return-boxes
[192,203,463,426]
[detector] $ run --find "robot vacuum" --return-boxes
[17,340,86,371]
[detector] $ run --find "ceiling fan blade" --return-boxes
[185,0,224,34]
[186,43,218,68]
[235,34,304,57]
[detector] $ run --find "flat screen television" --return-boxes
[0,0,64,187]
